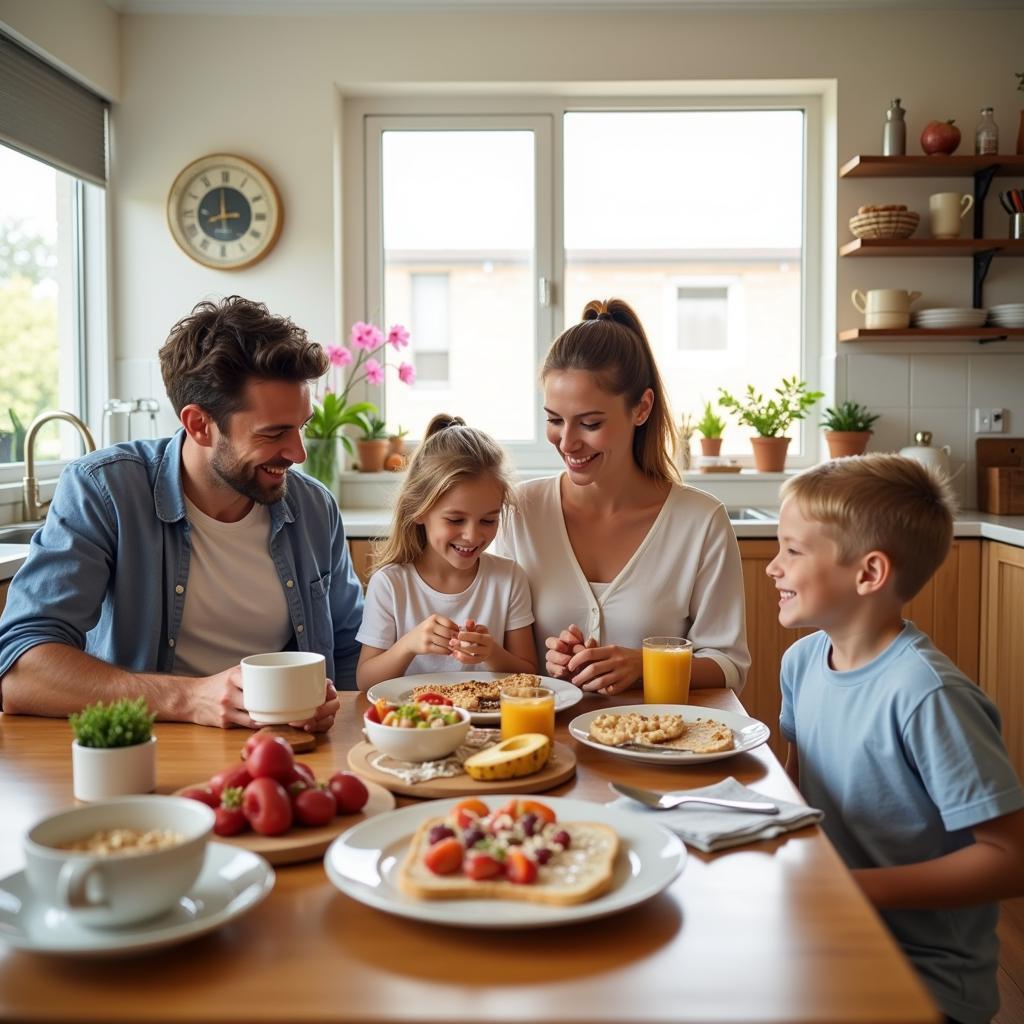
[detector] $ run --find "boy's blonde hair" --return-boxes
[780,453,957,602]
[371,414,517,573]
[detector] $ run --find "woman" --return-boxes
[494,298,749,696]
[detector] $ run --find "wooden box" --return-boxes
[977,438,1024,515]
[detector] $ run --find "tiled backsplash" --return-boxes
[844,351,1024,509]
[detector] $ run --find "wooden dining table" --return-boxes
[0,689,939,1023]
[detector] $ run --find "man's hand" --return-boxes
[291,681,340,734]
[450,619,495,665]
[192,665,254,729]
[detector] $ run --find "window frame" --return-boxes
[345,92,823,470]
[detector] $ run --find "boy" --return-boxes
[768,454,1024,1024]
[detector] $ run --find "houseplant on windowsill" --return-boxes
[718,377,824,472]
[305,322,415,489]
[354,413,390,473]
[821,401,879,459]
[69,697,157,802]
[695,401,727,457]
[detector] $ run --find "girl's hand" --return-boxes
[403,614,460,657]
[450,619,495,665]
[544,625,586,682]
[567,644,642,696]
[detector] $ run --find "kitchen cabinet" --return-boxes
[839,153,1024,341]
[739,539,981,760]
[980,540,1024,780]
[348,539,378,588]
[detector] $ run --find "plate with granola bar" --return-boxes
[366,672,583,725]
[568,705,770,765]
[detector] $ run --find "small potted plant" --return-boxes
[387,425,410,458]
[355,413,390,473]
[718,377,824,472]
[821,401,880,459]
[695,402,727,457]
[69,697,157,802]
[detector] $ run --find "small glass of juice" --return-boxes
[641,637,693,705]
[500,686,555,740]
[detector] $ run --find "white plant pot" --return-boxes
[71,737,157,803]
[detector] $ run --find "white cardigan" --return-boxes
[493,476,750,692]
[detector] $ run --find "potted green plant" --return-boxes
[355,413,390,473]
[821,401,880,459]
[387,424,410,458]
[718,377,824,472]
[69,697,157,802]
[695,401,727,457]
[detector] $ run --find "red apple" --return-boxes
[920,120,961,156]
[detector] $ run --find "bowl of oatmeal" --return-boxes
[23,795,214,928]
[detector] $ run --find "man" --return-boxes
[0,296,364,730]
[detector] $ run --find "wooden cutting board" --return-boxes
[346,740,576,799]
[173,778,395,865]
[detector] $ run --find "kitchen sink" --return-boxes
[0,522,44,544]
[726,507,777,522]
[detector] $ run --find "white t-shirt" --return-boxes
[173,496,292,677]
[356,553,534,676]
[493,475,750,691]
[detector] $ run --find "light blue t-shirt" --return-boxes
[780,622,1024,1024]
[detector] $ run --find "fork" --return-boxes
[611,782,780,815]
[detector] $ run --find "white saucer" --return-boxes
[0,842,274,957]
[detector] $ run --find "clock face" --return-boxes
[167,154,282,270]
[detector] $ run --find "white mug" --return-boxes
[851,288,922,329]
[929,193,974,239]
[240,651,326,724]
[22,796,213,928]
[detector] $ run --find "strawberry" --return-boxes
[452,798,489,830]
[214,786,248,837]
[520,800,556,826]
[423,836,464,875]
[465,850,504,881]
[506,849,538,885]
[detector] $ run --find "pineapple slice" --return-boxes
[463,733,551,781]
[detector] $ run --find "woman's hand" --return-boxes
[544,624,585,681]
[566,643,642,696]
[450,619,495,665]
[402,614,460,657]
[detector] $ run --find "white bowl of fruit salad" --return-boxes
[363,699,471,762]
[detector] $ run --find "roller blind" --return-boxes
[0,32,108,186]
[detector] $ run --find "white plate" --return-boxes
[0,842,274,957]
[324,795,685,929]
[567,704,771,765]
[367,671,583,725]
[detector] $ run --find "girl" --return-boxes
[355,414,537,690]
[494,298,750,696]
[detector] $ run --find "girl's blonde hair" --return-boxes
[541,298,679,485]
[371,414,517,572]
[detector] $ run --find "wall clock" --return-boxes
[167,153,283,270]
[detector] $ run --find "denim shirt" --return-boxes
[0,431,364,696]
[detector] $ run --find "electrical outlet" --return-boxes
[974,408,1006,433]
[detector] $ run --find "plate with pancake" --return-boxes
[323,795,685,929]
[568,704,770,765]
[366,671,583,725]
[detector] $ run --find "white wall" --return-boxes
[21,5,1024,504]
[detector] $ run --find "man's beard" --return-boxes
[211,436,290,505]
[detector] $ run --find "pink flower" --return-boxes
[350,321,383,351]
[387,324,410,351]
[398,361,416,385]
[327,344,352,367]
[364,359,384,385]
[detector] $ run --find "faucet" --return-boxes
[22,410,97,521]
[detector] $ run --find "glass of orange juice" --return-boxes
[500,686,555,740]
[642,637,693,705]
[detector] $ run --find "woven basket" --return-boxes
[849,210,920,240]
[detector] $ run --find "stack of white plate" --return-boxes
[912,308,989,329]
[988,303,1024,329]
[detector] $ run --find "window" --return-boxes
[353,97,818,466]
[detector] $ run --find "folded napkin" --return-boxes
[368,727,501,784]
[609,776,823,853]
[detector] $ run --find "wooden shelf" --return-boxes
[840,327,1024,343]
[840,155,1024,178]
[840,238,1024,257]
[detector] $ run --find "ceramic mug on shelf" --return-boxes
[851,288,922,329]
[928,192,974,239]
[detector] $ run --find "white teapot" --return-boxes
[899,431,961,479]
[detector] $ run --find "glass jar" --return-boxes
[975,107,999,155]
